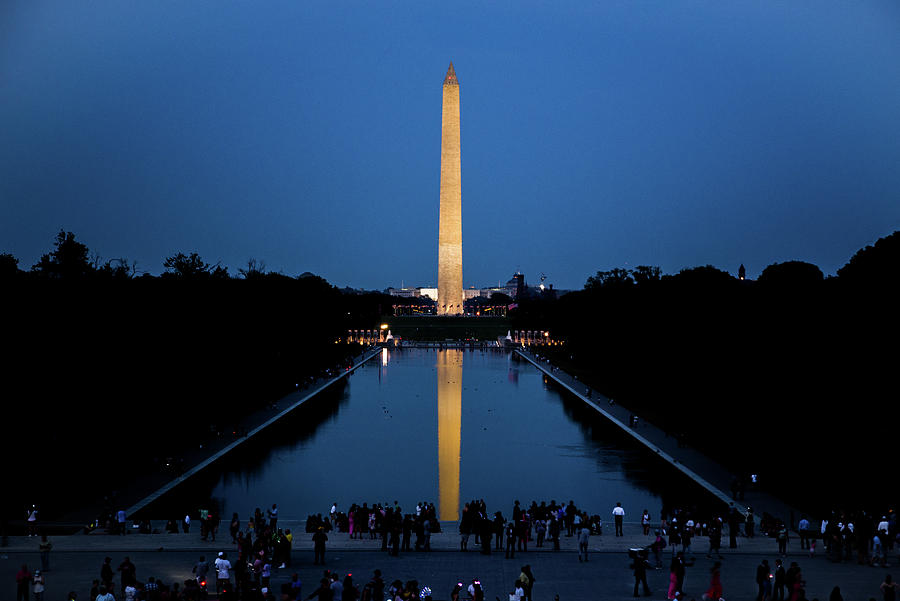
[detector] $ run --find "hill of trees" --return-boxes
[510,231,900,514]
[0,231,397,524]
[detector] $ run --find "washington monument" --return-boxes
[438,62,463,315]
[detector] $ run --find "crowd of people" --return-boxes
[308,498,608,558]
[299,567,536,601]
[305,501,442,557]
[13,496,900,601]
[52,556,534,601]
[456,498,604,557]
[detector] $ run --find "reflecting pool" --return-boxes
[158,347,717,522]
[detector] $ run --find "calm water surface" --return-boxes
[166,348,714,523]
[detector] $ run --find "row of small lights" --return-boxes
[338,328,565,346]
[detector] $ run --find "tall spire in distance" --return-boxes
[438,61,463,315]
[444,61,458,86]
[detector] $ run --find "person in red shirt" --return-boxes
[16,564,32,601]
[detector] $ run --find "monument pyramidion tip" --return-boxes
[444,62,458,86]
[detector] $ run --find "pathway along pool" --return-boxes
[146,347,726,524]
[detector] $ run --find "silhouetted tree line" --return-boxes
[0,231,397,523]
[510,231,900,514]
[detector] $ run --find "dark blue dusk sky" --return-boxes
[2,1,899,290]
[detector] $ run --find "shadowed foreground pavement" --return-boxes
[3,522,892,600]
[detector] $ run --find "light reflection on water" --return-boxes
[162,348,714,522]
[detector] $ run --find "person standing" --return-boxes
[549,515,560,551]
[214,551,232,596]
[192,555,209,587]
[100,557,114,591]
[728,505,741,548]
[702,562,723,601]
[329,572,343,601]
[368,569,384,601]
[788,566,805,601]
[117,556,136,598]
[777,524,789,556]
[642,510,652,536]
[707,519,723,559]
[282,528,294,568]
[208,508,219,542]
[460,508,471,551]
[422,514,432,552]
[651,530,667,568]
[520,565,535,601]
[577,523,590,562]
[505,521,516,559]
[230,513,240,544]
[773,559,786,601]
[38,536,52,572]
[682,520,694,556]
[668,553,684,600]
[756,559,770,601]
[31,570,45,601]
[116,509,127,535]
[26,505,38,537]
[798,516,810,550]
[269,504,279,531]
[16,564,31,601]
[614,503,626,537]
[313,526,328,565]
[632,551,652,597]
[785,562,801,601]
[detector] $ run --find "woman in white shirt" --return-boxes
[32,570,45,601]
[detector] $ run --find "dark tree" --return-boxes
[0,252,20,278]
[757,260,824,287]
[632,265,661,286]
[97,258,137,280]
[585,268,634,291]
[238,258,267,280]
[667,265,735,288]
[836,230,900,284]
[163,252,228,279]
[31,230,94,279]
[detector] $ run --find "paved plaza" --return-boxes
[3,521,893,600]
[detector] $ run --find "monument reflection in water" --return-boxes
[180,346,714,524]
[437,349,462,521]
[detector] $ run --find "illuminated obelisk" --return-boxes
[438,62,463,315]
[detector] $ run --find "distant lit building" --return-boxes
[504,272,525,298]
[418,287,438,301]
[386,287,419,298]
[388,271,536,304]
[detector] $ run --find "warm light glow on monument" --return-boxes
[438,62,463,315]
[437,348,462,521]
